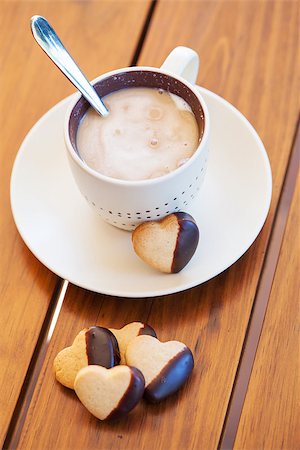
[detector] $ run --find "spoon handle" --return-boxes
[30,15,109,117]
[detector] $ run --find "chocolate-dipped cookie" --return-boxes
[125,335,194,402]
[74,365,145,420]
[132,212,199,273]
[109,322,157,364]
[53,326,120,389]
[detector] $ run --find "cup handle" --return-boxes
[160,46,199,85]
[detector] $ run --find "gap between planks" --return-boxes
[3,2,158,449]
[3,279,68,450]
[219,117,300,450]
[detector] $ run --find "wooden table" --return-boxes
[1,1,299,449]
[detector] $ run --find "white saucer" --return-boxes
[10,88,272,298]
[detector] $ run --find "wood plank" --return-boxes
[17,1,299,450]
[235,173,300,449]
[0,0,151,446]
[220,123,300,449]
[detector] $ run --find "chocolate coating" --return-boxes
[171,212,199,273]
[138,323,157,339]
[144,347,194,403]
[106,367,145,420]
[85,326,120,367]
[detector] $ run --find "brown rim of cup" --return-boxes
[68,69,205,156]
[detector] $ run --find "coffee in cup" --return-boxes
[77,87,200,181]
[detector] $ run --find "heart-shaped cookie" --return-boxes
[132,212,199,273]
[125,335,194,402]
[109,322,157,364]
[74,365,145,420]
[53,326,120,389]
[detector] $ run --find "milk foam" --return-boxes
[77,87,199,181]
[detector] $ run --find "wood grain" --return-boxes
[235,173,300,450]
[220,123,300,449]
[15,1,300,450]
[0,0,150,446]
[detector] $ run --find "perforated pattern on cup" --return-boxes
[83,173,205,230]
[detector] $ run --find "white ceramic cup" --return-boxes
[64,46,210,230]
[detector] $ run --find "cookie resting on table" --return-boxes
[125,335,194,402]
[109,322,157,364]
[74,365,145,420]
[53,326,120,389]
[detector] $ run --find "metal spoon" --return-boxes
[30,15,109,117]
